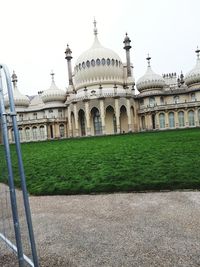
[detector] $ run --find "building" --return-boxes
[5,21,200,143]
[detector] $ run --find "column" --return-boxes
[84,101,91,136]
[126,98,132,132]
[175,110,179,128]
[100,99,105,134]
[67,106,72,137]
[73,103,79,137]
[114,98,120,134]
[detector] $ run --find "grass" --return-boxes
[0,128,200,195]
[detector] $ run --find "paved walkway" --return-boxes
[1,191,200,266]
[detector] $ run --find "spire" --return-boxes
[50,70,55,82]
[146,54,151,67]
[65,44,72,60]
[195,46,200,60]
[123,33,131,50]
[11,70,18,88]
[93,18,98,36]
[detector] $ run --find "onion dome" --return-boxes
[73,19,124,90]
[41,71,66,103]
[5,71,30,108]
[136,55,165,92]
[185,47,200,87]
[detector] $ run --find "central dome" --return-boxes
[73,27,124,90]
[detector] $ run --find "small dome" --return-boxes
[5,71,30,108]
[185,48,200,87]
[41,72,66,103]
[136,56,165,92]
[73,23,124,90]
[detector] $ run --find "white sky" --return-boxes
[0,0,200,95]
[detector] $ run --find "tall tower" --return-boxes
[65,44,73,86]
[123,33,132,77]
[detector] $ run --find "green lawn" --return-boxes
[1,128,200,195]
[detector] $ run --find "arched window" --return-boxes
[86,60,90,67]
[141,116,146,130]
[25,127,30,141]
[169,112,175,128]
[91,59,95,67]
[82,62,86,69]
[40,126,45,139]
[93,109,102,135]
[79,63,81,70]
[149,96,155,107]
[59,124,65,138]
[101,58,105,65]
[19,128,23,141]
[188,110,195,126]
[96,58,100,66]
[107,58,111,66]
[159,113,165,129]
[178,111,184,127]
[79,110,86,136]
[116,60,118,67]
[32,126,37,140]
[111,59,115,66]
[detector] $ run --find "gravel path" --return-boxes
[0,191,200,266]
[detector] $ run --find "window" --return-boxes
[116,60,118,67]
[191,93,196,102]
[25,127,30,140]
[141,116,146,129]
[169,112,175,128]
[139,98,144,106]
[93,110,102,135]
[19,128,23,140]
[149,96,155,107]
[40,126,45,139]
[91,59,95,67]
[82,62,86,69]
[32,127,37,140]
[86,60,90,67]
[111,59,115,66]
[59,124,65,138]
[96,58,100,66]
[49,109,53,113]
[160,96,164,105]
[58,109,63,118]
[19,114,23,121]
[79,63,81,70]
[33,112,37,120]
[174,96,179,104]
[159,113,165,129]
[107,58,111,66]
[188,110,195,126]
[101,58,105,65]
[178,111,184,127]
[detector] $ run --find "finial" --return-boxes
[11,70,18,87]
[50,70,55,82]
[93,18,98,36]
[195,46,200,59]
[146,54,151,67]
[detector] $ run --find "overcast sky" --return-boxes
[1,0,200,95]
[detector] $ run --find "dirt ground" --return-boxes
[0,190,200,267]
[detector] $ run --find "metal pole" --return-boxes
[1,64,39,267]
[0,67,25,267]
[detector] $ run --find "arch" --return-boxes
[39,125,45,139]
[188,110,195,126]
[25,127,31,141]
[105,105,116,134]
[169,112,175,128]
[59,124,65,138]
[141,116,146,130]
[19,127,23,141]
[159,113,165,129]
[151,114,156,129]
[120,105,128,133]
[32,126,38,140]
[91,107,102,136]
[178,111,184,127]
[78,109,86,136]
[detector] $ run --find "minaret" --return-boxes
[123,33,132,77]
[12,71,18,88]
[65,44,73,86]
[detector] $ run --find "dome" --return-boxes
[5,71,30,108]
[41,73,66,103]
[73,28,124,90]
[136,56,165,92]
[185,48,200,87]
